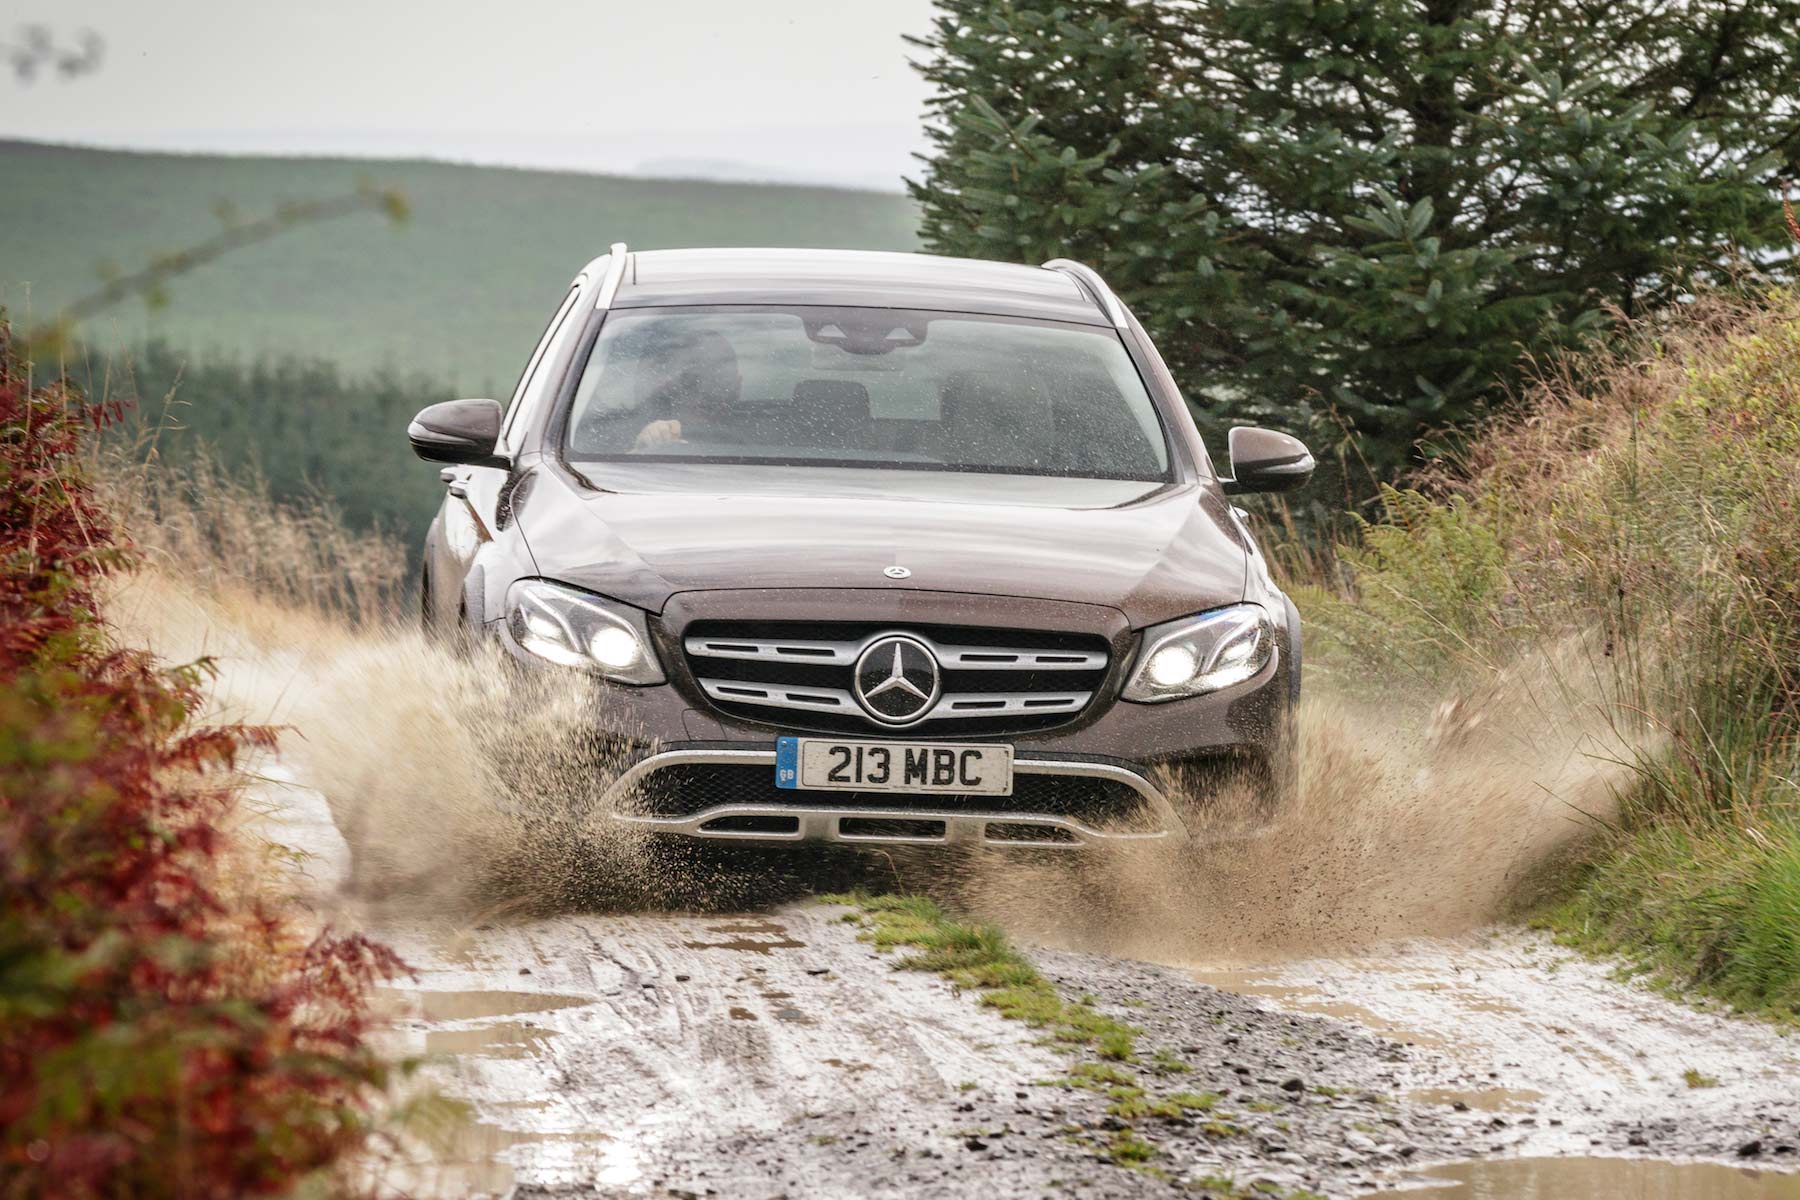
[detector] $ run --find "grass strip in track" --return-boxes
[823,891,1139,1058]
[821,891,1322,1196]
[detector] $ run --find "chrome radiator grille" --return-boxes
[680,621,1112,735]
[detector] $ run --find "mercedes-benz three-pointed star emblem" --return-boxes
[851,635,941,725]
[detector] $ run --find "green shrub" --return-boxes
[1298,485,1512,673]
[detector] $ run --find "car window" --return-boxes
[563,306,1170,481]
[501,284,581,449]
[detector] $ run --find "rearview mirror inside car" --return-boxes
[1221,426,1315,495]
[408,399,505,467]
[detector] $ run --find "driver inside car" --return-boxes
[632,330,742,449]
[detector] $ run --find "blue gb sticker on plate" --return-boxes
[775,737,799,789]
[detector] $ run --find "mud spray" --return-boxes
[952,662,1639,963]
[109,552,1638,958]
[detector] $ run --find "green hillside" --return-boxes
[0,139,920,392]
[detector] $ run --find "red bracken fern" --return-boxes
[0,318,405,1199]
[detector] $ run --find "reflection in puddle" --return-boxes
[1406,1086,1543,1113]
[1403,1157,1800,1198]
[369,986,634,1197]
[379,1112,630,1200]
[380,988,591,1062]
[381,989,590,1063]
[708,919,796,935]
[1189,968,1450,1049]
[425,1021,557,1060]
[367,1119,516,1199]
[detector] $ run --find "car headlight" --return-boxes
[1122,603,1275,702]
[504,579,665,684]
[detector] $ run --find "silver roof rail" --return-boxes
[1042,257,1128,329]
[593,241,630,310]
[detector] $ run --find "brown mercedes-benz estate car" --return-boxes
[409,246,1313,851]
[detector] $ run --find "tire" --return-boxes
[419,562,438,636]
[1276,592,1304,819]
[1281,592,1303,708]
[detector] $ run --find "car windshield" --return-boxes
[562,306,1171,481]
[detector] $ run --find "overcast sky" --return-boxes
[3,1,940,191]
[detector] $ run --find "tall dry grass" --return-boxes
[97,447,409,631]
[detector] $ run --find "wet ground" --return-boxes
[266,770,1800,1198]
[1187,943,1800,1163]
[1402,1157,1800,1198]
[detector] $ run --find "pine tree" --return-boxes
[908,0,1800,478]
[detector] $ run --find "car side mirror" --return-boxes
[408,399,506,467]
[1221,426,1314,495]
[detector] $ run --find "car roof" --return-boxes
[609,247,1110,326]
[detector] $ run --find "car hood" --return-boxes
[517,462,1249,628]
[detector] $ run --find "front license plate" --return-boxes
[775,737,1013,796]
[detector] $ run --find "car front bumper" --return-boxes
[487,587,1291,850]
[599,745,1183,849]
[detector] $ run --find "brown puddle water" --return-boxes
[380,988,590,1061]
[1189,967,1451,1049]
[1403,1157,1800,1198]
[1406,1086,1545,1113]
[378,985,593,1023]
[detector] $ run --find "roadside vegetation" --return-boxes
[0,318,405,1197]
[98,443,410,630]
[1294,292,1800,1020]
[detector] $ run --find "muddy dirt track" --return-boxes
[112,567,1798,1199]
[266,769,1800,1200]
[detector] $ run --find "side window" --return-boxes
[501,285,581,449]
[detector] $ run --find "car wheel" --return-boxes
[419,562,438,636]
